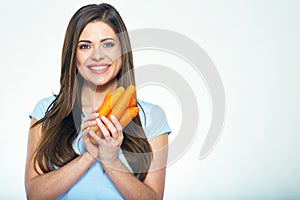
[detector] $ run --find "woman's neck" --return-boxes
[81,79,118,112]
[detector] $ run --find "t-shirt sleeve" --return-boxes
[29,96,56,120]
[139,100,172,141]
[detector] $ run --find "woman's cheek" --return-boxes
[77,51,90,67]
[114,58,122,73]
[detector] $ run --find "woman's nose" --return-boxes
[90,46,105,61]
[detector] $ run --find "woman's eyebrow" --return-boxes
[78,40,92,43]
[100,38,115,42]
[78,38,115,43]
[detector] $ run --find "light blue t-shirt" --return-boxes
[29,95,171,200]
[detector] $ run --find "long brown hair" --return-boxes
[33,3,152,181]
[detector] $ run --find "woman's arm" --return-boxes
[99,133,169,200]
[25,118,96,200]
[143,134,169,199]
[86,114,168,199]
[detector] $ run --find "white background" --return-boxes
[1,0,299,199]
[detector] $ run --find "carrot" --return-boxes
[98,92,113,116]
[129,97,137,107]
[119,106,140,127]
[89,87,123,135]
[109,85,136,120]
[88,91,113,143]
[88,91,112,144]
[111,87,125,109]
[88,85,137,143]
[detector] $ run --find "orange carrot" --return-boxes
[98,92,113,116]
[89,91,111,143]
[88,85,136,144]
[111,87,125,110]
[89,91,113,143]
[109,85,136,120]
[89,87,123,135]
[119,106,140,127]
[129,97,137,107]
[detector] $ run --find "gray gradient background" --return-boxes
[0,0,299,199]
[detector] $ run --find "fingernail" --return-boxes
[95,113,99,117]
[96,118,101,123]
[101,116,106,120]
[110,115,116,120]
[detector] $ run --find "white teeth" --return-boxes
[89,65,108,71]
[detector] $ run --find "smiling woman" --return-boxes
[24,3,171,200]
[76,21,122,87]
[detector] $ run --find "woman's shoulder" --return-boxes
[29,95,57,120]
[137,99,159,111]
[137,99,163,121]
[137,99,172,140]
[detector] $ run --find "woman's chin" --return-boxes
[81,72,118,88]
[95,78,117,88]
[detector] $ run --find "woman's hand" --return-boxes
[89,115,124,167]
[81,107,100,160]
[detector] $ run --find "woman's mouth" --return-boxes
[87,64,111,73]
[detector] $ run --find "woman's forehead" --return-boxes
[79,21,117,41]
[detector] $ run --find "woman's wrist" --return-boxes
[101,158,124,171]
[82,151,97,163]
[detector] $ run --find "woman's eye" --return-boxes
[79,44,90,49]
[103,42,114,48]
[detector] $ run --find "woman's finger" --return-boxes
[82,126,91,141]
[81,120,97,131]
[82,128,99,160]
[100,116,118,139]
[110,115,123,134]
[88,130,103,144]
[84,112,99,122]
[109,115,123,145]
[115,127,124,147]
[96,118,111,140]
[103,115,124,147]
[81,108,100,131]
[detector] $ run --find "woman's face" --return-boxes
[76,21,122,87]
